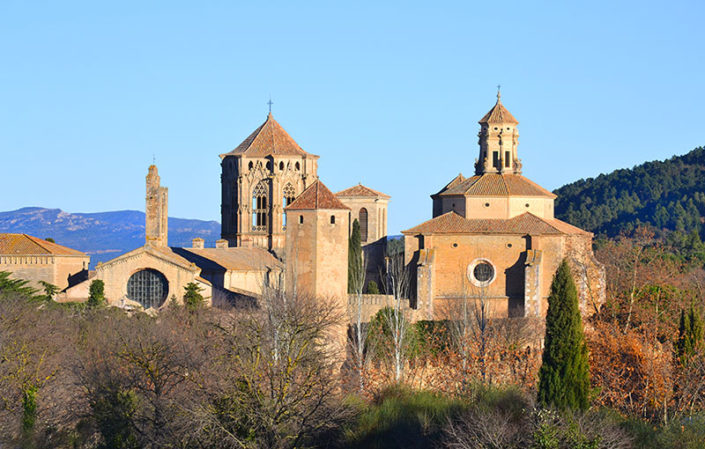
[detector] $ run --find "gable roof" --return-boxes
[220,113,317,158]
[97,244,198,272]
[0,233,87,256]
[402,212,589,236]
[336,184,390,199]
[286,180,350,211]
[436,173,556,198]
[478,96,519,125]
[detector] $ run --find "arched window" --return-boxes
[359,208,368,242]
[127,269,168,309]
[252,181,268,232]
[282,183,296,229]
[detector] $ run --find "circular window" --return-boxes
[467,259,496,287]
[127,269,168,309]
[484,203,490,207]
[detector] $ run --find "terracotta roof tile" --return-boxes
[220,113,317,158]
[402,212,589,236]
[286,180,350,211]
[439,174,556,198]
[478,97,519,125]
[336,184,390,199]
[179,247,282,272]
[0,233,87,256]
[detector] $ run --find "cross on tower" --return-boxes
[267,98,274,114]
[497,84,501,100]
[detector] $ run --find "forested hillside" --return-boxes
[555,147,705,262]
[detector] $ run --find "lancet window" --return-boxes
[252,181,268,231]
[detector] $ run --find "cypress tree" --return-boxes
[348,219,363,294]
[87,279,106,308]
[537,260,590,410]
[676,306,704,367]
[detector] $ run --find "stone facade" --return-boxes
[0,234,89,291]
[284,180,350,302]
[403,94,605,321]
[145,165,168,247]
[220,113,319,251]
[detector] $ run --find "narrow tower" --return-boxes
[475,90,521,175]
[145,165,168,247]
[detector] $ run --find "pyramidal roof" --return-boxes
[220,113,318,158]
[436,173,556,198]
[286,180,350,210]
[0,233,87,256]
[336,183,390,199]
[478,93,518,125]
[401,212,589,236]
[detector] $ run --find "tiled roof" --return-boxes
[220,113,317,158]
[336,184,390,199]
[177,247,282,272]
[437,173,556,198]
[402,212,589,236]
[478,97,519,125]
[0,233,87,256]
[286,180,350,210]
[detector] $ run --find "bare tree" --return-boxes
[379,247,412,382]
[348,244,369,393]
[192,285,348,449]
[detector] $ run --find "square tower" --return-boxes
[220,113,319,250]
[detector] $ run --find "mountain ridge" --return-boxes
[0,207,221,267]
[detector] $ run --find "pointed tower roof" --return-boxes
[286,180,350,210]
[478,91,518,125]
[220,113,318,158]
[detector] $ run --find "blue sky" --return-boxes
[1,0,703,235]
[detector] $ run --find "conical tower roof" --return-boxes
[220,113,318,158]
[478,92,518,125]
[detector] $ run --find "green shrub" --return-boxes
[365,280,380,294]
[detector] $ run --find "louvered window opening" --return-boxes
[127,269,168,309]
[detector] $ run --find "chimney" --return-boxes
[192,238,204,249]
[215,239,228,249]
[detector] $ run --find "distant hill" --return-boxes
[554,146,705,243]
[0,207,221,267]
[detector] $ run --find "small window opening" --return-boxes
[452,243,458,248]
[525,203,530,208]
[295,162,300,170]
[330,215,335,224]
[504,151,511,167]
[299,215,304,224]
[279,162,284,170]
[248,161,253,170]
[492,151,500,169]
[484,202,490,207]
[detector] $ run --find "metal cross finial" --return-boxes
[497,84,501,101]
[267,97,274,114]
[152,154,155,165]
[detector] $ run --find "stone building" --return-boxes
[284,180,350,302]
[0,233,89,291]
[63,165,282,309]
[220,113,320,251]
[402,93,605,320]
[335,184,390,245]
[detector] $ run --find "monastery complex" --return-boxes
[0,94,605,321]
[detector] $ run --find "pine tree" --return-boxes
[348,219,363,294]
[0,271,38,298]
[537,260,591,410]
[676,306,704,367]
[183,282,204,311]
